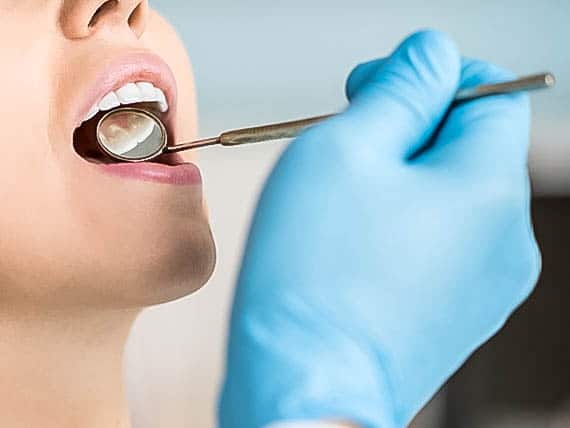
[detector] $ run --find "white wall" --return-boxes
[125,2,570,427]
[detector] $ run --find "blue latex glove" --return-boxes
[219,30,540,428]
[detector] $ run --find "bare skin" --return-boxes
[0,1,213,427]
[0,308,137,428]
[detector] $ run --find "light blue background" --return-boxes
[155,0,568,133]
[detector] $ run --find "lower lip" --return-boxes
[96,162,202,185]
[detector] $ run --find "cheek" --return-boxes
[0,49,53,166]
[0,40,65,283]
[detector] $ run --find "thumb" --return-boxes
[343,30,461,161]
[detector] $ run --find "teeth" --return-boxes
[81,81,169,125]
[99,92,120,110]
[85,105,99,122]
[136,82,156,102]
[155,88,168,113]
[115,83,141,104]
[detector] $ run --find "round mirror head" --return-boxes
[96,108,167,162]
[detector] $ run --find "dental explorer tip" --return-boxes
[544,72,557,87]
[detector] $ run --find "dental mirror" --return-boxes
[97,108,168,162]
[96,72,556,163]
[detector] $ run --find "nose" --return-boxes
[59,0,149,39]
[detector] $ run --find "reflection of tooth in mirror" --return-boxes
[99,111,155,155]
[97,109,166,161]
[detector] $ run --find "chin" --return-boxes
[33,215,218,311]
[5,224,217,312]
[111,224,217,308]
[146,230,217,306]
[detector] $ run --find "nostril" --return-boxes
[128,3,143,28]
[127,2,148,38]
[60,0,148,39]
[88,0,118,28]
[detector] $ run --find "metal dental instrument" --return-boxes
[96,72,556,163]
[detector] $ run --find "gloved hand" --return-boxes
[219,30,541,428]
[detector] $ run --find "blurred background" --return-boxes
[124,1,570,427]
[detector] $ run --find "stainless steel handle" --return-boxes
[219,114,334,146]
[454,72,555,101]
[168,72,556,152]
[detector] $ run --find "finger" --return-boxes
[429,59,531,172]
[345,58,386,101]
[340,29,461,161]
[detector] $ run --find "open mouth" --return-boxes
[73,82,181,165]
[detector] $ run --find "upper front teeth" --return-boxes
[83,82,169,123]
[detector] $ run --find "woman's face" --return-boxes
[0,1,216,310]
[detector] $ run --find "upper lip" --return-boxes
[73,50,178,144]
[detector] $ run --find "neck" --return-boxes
[0,306,139,428]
